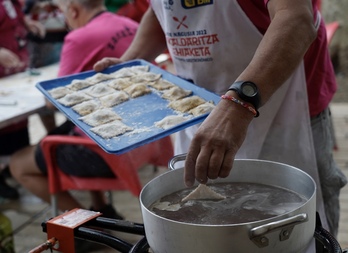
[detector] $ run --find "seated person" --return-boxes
[24,0,68,68]
[24,0,70,133]
[0,0,44,200]
[9,0,141,218]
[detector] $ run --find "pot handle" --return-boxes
[249,213,308,248]
[168,153,187,170]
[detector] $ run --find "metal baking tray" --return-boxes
[36,59,220,154]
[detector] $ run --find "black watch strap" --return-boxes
[228,81,260,110]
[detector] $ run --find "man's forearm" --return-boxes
[121,8,167,62]
[236,0,316,107]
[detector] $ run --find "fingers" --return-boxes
[195,148,211,184]
[37,24,46,38]
[26,20,46,38]
[219,149,234,178]
[93,58,122,72]
[184,140,235,187]
[182,95,252,188]
[207,149,225,179]
[185,147,234,187]
[0,49,23,68]
[184,145,200,187]
[184,126,237,187]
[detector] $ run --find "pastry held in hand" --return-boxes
[182,184,226,202]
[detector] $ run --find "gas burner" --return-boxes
[28,208,347,253]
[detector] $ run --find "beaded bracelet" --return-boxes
[221,95,259,117]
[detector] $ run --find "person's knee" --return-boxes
[9,146,36,180]
[9,149,24,180]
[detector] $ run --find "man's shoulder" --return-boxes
[96,11,139,27]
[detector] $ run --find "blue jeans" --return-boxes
[311,107,347,237]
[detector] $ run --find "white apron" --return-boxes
[152,1,328,250]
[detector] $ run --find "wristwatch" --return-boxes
[228,81,261,110]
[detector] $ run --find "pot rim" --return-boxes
[140,159,316,227]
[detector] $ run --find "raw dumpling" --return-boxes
[85,83,115,98]
[66,79,93,91]
[110,65,150,79]
[57,91,92,106]
[111,67,137,79]
[148,78,175,91]
[72,100,100,116]
[107,77,133,90]
[189,102,215,116]
[161,86,192,101]
[86,73,115,84]
[99,90,130,107]
[130,72,161,83]
[124,83,151,98]
[168,95,206,113]
[48,86,72,99]
[155,115,191,129]
[128,65,150,73]
[181,184,226,202]
[90,120,133,139]
[79,108,121,127]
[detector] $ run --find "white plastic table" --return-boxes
[0,63,59,129]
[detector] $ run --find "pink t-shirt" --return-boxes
[58,11,138,76]
[57,11,138,136]
[236,0,336,117]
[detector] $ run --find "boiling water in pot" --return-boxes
[150,182,307,225]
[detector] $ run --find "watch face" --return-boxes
[241,82,257,97]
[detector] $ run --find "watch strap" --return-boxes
[228,81,260,110]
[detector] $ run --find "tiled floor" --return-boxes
[1,102,348,253]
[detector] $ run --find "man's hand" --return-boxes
[184,96,254,187]
[93,58,124,72]
[0,48,25,69]
[24,16,46,38]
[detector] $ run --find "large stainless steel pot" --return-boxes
[140,155,317,253]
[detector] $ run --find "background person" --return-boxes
[9,0,139,218]
[23,0,69,133]
[24,0,67,69]
[0,0,45,200]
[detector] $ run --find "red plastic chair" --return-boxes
[41,135,173,216]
